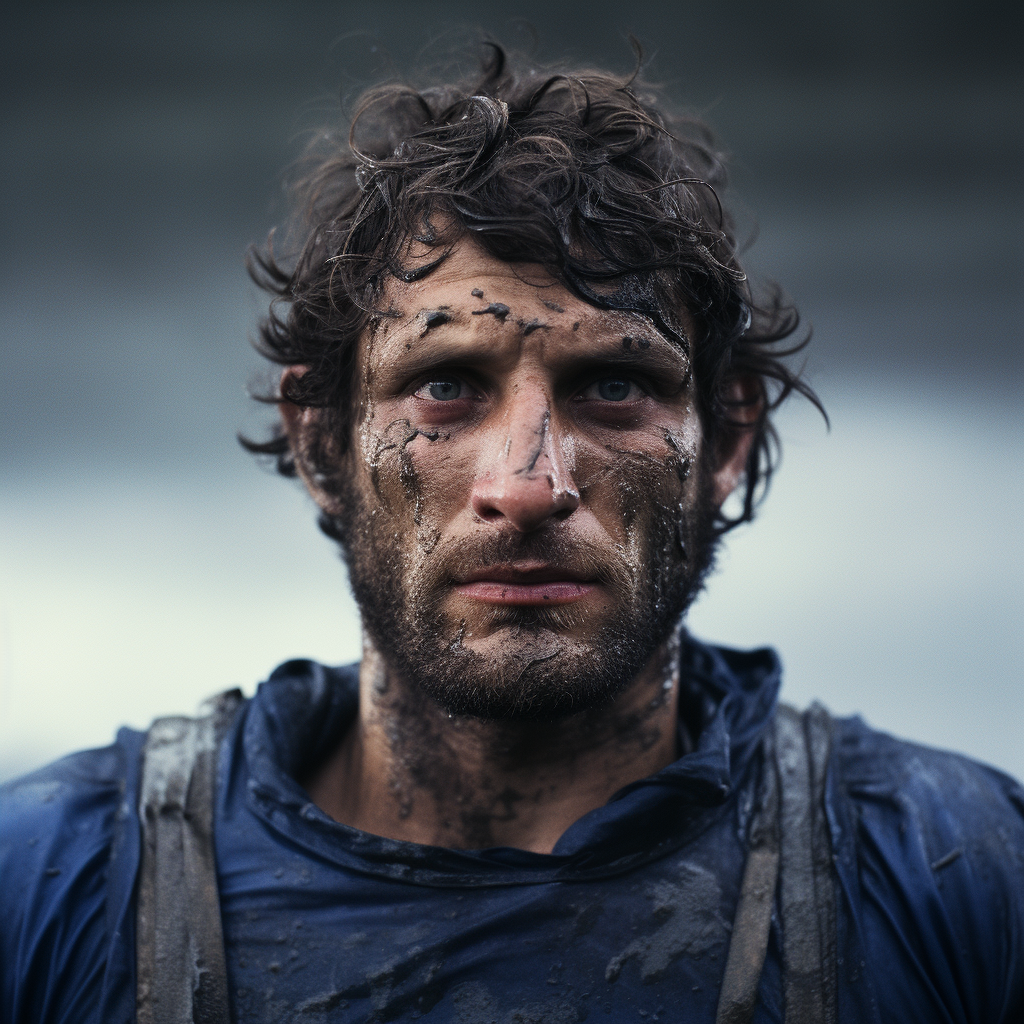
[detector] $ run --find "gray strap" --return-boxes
[805,704,838,1023]
[136,691,242,1024]
[716,725,781,1024]
[775,703,838,1024]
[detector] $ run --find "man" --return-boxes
[2,46,1022,1024]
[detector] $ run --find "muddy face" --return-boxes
[337,238,717,721]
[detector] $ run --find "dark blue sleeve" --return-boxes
[829,717,1024,1024]
[0,728,144,1024]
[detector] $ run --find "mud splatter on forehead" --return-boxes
[419,307,454,336]
[472,302,511,322]
[471,288,484,298]
[542,300,565,313]
[557,308,685,365]
[520,318,549,337]
[621,335,653,351]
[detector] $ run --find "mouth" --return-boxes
[453,562,599,606]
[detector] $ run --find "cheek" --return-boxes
[357,411,471,539]
[406,437,477,527]
[574,426,701,545]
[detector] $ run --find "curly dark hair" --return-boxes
[244,43,823,539]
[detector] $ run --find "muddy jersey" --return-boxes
[2,638,1023,1023]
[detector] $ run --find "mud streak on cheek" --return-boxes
[573,433,696,552]
[367,419,447,554]
[403,439,449,555]
[662,428,698,485]
[360,413,433,501]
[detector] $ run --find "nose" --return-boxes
[470,395,580,533]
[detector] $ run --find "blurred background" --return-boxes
[1,1,1021,783]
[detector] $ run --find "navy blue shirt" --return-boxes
[2,638,1023,1022]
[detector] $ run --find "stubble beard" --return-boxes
[335,461,719,723]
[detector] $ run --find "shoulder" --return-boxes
[826,714,1024,1023]
[0,729,145,1022]
[830,713,1024,865]
[0,735,139,906]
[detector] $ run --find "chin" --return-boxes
[393,625,658,722]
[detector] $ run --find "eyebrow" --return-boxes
[375,322,689,382]
[557,346,690,379]
[386,305,682,348]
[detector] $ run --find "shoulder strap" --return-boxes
[774,702,838,1024]
[716,702,837,1024]
[716,716,781,1024]
[136,689,243,1024]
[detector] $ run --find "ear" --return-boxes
[711,375,762,508]
[278,366,346,515]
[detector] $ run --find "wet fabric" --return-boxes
[2,636,1022,1023]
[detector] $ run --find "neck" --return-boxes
[302,630,685,854]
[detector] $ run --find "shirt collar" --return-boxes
[234,635,780,880]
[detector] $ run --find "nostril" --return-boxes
[470,492,502,521]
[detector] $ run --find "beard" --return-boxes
[332,457,719,722]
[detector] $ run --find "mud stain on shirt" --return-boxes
[605,861,728,983]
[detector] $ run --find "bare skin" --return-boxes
[308,632,685,853]
[284,238,755,854]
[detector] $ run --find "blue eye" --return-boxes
[596,378,633,401]
[423,379,462,401]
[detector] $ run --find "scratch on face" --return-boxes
[471,302,511,322]
[515,409,550,475]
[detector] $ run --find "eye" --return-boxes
[415,378,466,401]
[580,377,643,402]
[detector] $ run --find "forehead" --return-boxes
[362,237,691,372]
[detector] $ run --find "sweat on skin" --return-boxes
[282,238,756,854]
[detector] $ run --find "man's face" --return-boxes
[324,238,721,719]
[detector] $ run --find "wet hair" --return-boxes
[244,43,824,538]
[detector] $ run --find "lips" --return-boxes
[454,563,598,605]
